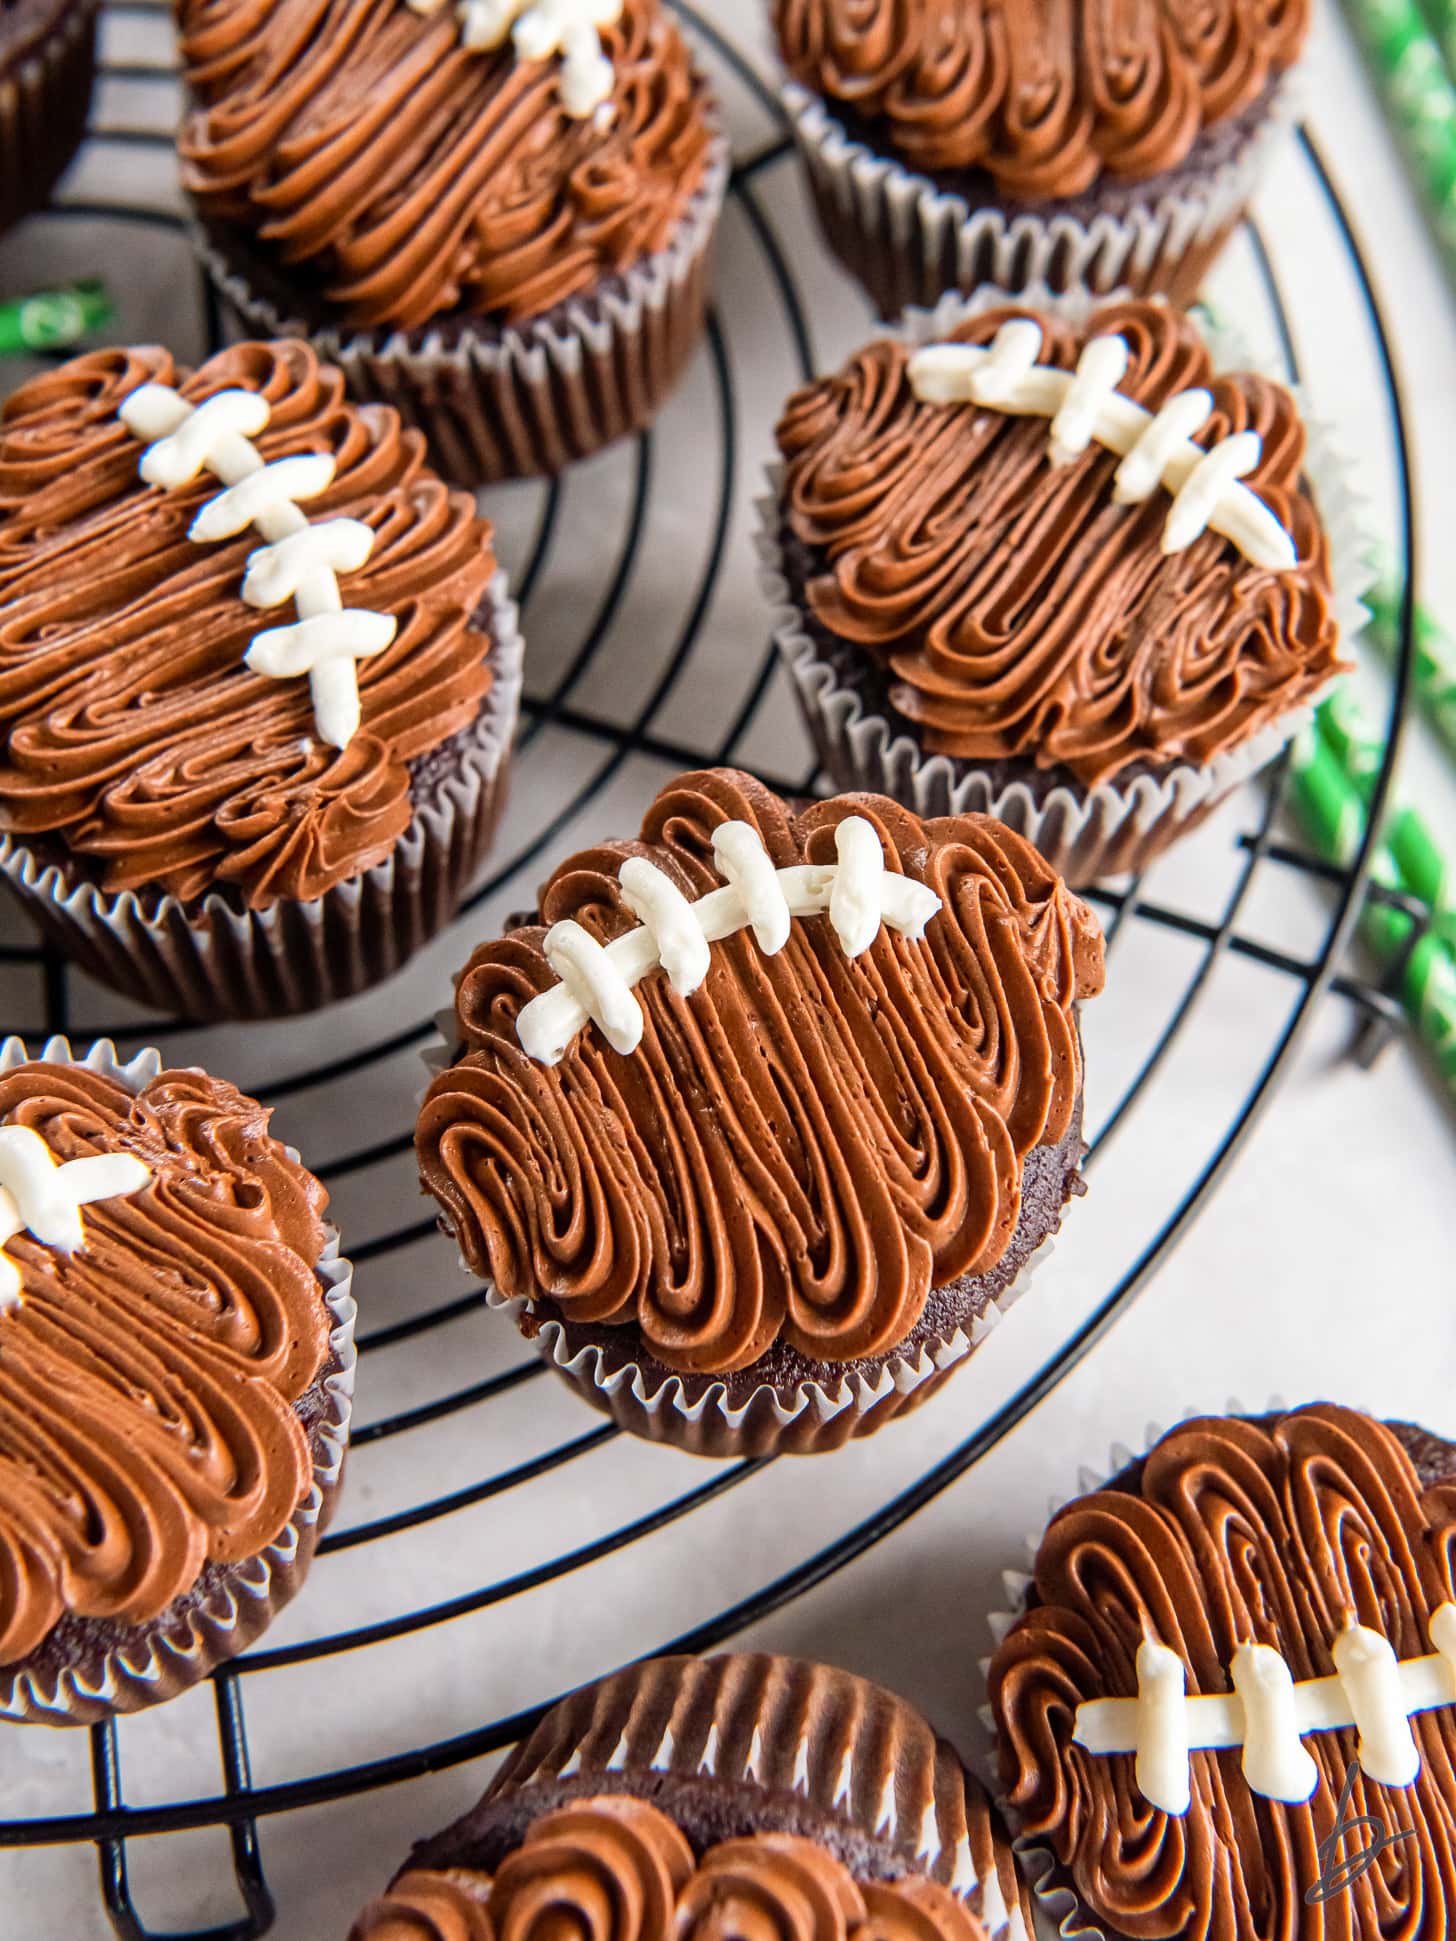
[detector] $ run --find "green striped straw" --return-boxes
[1316,687,1456,952]
[1341,0,1456,268]
[1418,0,1456,77]
[1291,701,1456,1096]
[1363,573,1456,765]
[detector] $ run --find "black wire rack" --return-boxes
[0,6,1424,1937]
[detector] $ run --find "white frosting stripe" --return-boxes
[1134,1641,1191,1817]
[712,821,791,955]
[1231,1643,1317,1803]
[1332,1623,1421,1787]
[617,858,712,995]
[120,381,394,749]
[0,1125,150,1313]
[1074,1604,1456,1815]
[424,0,623,117]
[906,321,1299,572]
[514,816,944,1066]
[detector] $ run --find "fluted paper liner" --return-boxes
[978,1399,1291,1941]
[781,77,1296,319]
[192,132,731,487]
[759,288,1370,889]
[0,0,100,238]
[401,1653,1034,1939]
[481,1240,1053,1460]
[0,571,524,1021]
[0,1034,357,1727]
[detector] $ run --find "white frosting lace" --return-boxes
[516,814,943,1065]
[119,385,397,750]
[0,1125,149,1312]
[406,0,622,118]
[1074,1607,1456,1813]
[907,320,1298,572]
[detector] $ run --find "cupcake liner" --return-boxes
[424,1652,1032,1938]
[976,1396,1287,1941]
[759,289,1371,888]
[0,1033,357,1727]
[0,570,524,1021]
[481,1238,1052,1460]
[780,78,1296,320]
[192,131,732,488]
[0,0,100,238]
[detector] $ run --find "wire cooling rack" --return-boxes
[0,5,1426,1937]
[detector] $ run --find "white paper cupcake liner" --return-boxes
[0,1033,357,1727]
[192,129,731,487]
[780,78,1296,320]
[758,288,1370,888]
[483,1235,1053,1460]
[0,570,524,1021]
[977,1395,1288,1941]
[416,1652,1034,1938]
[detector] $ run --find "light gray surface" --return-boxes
[0,3,1453,1936]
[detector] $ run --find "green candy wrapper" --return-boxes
[0,281,112,356]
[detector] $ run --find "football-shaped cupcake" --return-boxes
[0,338,522,1017]
[418,768,1104,1457]
[0,1035,354,1725]
[766,297,1351,885]
[989,1403,1456,1938]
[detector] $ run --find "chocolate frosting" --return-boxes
[776,300,1343,789]
[0,339,497,909]
[773,0,1309,199]
[349,1798,989,1941]
[417,769,1103,1375]
[0,1058,332,1666]
[176,0,714,330]
[990,1404,1456,1940]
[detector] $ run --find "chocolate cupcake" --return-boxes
[175,0,729,487]
[987,1403,1456,1939]
[348,1654,1035,1940]
[773,0,1308,319]
[417,768,1104,1459]
[0,0,99,239]
[0,337,523,1020]
[0,1034,355,1726]
[762,295,1356,888]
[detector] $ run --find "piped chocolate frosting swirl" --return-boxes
[417,769,1103,1375]
[349,1797,991,1941]
[989,1404,1456,1940]
[0,339,497,909]
[176,0,715,330]
[776,300,1343,789]
[773,0,1309,199]
[0,1058,332,1667]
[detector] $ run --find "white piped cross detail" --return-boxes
[0,1125,150,1312]
[1073,1606,1456,1814]
[406,0,622,118]
[119,384,397,750]
[515,815,943,1065]
[907,320,1298,572]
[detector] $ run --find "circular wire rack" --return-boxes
[0,6,1423,1937]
